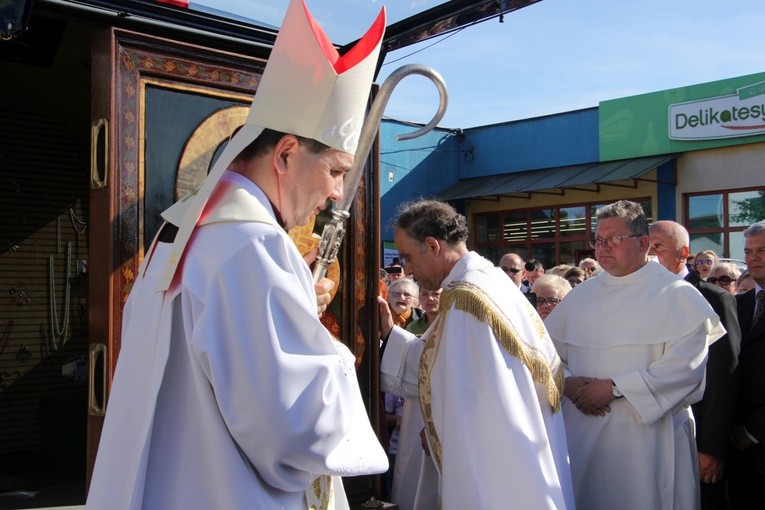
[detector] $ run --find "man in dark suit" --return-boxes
[649,220,741,510]
[729,219,765,508]
[500,252,530,294]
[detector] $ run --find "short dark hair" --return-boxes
[393,199,468,245]
[525,259,543,272]
[234,128,330,162]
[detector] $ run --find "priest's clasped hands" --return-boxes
[564,376,618,416]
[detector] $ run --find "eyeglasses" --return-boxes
[589,234,643,249]
[536,297,561,307]
[696,259,714,266]
[390,291,414,299]
[502,266,522,274]
[707,275,733,285]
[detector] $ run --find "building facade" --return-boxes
[381,71,765,269]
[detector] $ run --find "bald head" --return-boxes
[500,253,525,286]
[648,220,691,274]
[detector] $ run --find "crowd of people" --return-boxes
[378,200,765,510]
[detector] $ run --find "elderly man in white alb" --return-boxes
[87,1,389,509]
[379,199,574,509]
[545,200,725,510]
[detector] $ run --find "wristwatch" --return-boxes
[612,383,624,399]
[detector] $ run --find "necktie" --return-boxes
[753,290,765,328]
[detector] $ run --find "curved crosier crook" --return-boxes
[312,63,448,283]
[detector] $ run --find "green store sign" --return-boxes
[599,71,765,161]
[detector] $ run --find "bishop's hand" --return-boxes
[303,247,334,316]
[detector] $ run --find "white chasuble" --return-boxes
[382,251,575,509]
[88,173,387,510]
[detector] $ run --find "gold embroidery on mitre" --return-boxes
[442,281,563,413]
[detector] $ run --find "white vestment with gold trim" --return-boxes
[381,251,575,509]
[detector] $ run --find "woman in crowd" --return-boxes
[386,278,422,328]
[707,262,741,295]
[531,274,572,321]
[564,266,587,288]
[694,249,718,280]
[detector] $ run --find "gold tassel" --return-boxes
[438,281,563,413]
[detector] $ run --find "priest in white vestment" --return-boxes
[385,288,441,510]
[380,199,575,510]
[87,1,389,508]
[545,200,725,510]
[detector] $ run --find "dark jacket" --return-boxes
[735,288,765,472]
[685,270,741,458]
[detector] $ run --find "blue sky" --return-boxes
[375,0,765,129]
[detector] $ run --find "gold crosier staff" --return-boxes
[311,63,448,283]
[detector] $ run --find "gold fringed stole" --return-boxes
[418,281,565,472]
[306,475,334,510]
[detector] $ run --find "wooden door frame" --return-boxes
[87,28,384,501]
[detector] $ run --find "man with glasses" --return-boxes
[648,220,741,510]
[728,220,765,507]
[499,252,529,292]
[544,200,725,510]
[386,278,423,329]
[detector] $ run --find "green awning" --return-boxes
[437,154,677,200]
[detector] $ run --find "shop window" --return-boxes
[530,243,555,269]
[473,198,651,266]
[558,241,580,266]
[530,209,555,239]
[686,188,765,259]
[688,195,723,230]
[729,190,765,227]
[503,211,527,242]
[690,232,723,257]
[476,245,500,264]
[476,215,501,243]
[560,206,586,238]
[729,231,746,260]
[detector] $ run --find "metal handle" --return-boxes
[88,343,107,416]
[312,64,448,282]
[90,118,109,189]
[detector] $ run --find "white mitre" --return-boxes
[153,0,386,290]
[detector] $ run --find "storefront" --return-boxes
[418,71,765,268]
